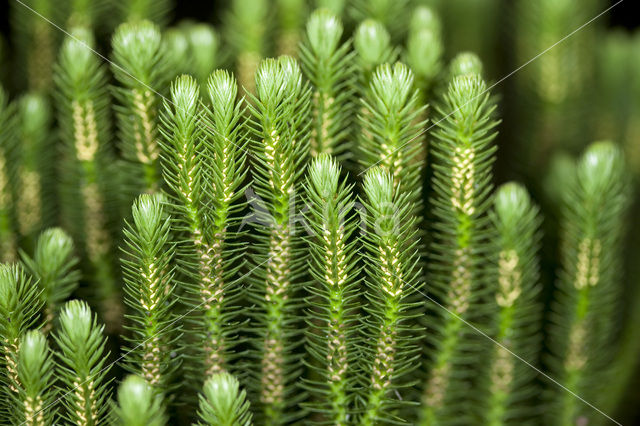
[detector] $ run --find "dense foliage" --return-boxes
[1,0,639,425]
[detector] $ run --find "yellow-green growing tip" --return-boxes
[170,74,200,116]
[255,56,302,102]
[60,28,96,70]
[184,23,218,50]
[410,5,441,35]
[59,300,94,340]
[112,20,162,68]
[34,227,75,264]
[309,154,340,197]
[207,69,238,106]
[450,52,483,79]
[19,329,49,366]
[354,19,391,65]
[132,194,166,239]
[116,375,166,426]
[306,9,343,58]
[363,167,394,207]
[371,62,414,110]
[494,182,533,223]
[579,141,627,196]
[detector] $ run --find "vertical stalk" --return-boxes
[247,56,310,424]
[419,71,499,425]
[53,300,111,425]
[299,9,355,159]
[14,330,57,426]
[54,29,120,331]
[483,183,542,425]
[548,142,630,425]
[0,264,42,401]
[358,168,423,425]
[303,155,359,424]
[121,194,178,395]
[20,228,81,334]
[111,20,168,194]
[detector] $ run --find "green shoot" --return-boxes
[299,9,355,159]
[225,0,270,93]
[54,300,112,425]
[12,330,57,425]
[54,29,120,331]
[420,71,499,425]
[246,56,310,424]
[15,94,55,239]
[358,62,426,213]
[21,228,81,334]
[112,375,167,426]
[198,372,253,426]
[482,183,543,425]
[302,155,360,424]
[0,264,42,400]
[111,20,168,194]
[0,86,18,263]
[547,142,631,425]
[121,194,178,395]
[358,168,423,424]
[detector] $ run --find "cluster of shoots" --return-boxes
[0,1,637,425]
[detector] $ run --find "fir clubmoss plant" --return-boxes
[0,264,42,399]
[0,86,18,263]
[353,19,395,94]
[404,6,443,101]
[225,0,270,93]
[624,33,640,172]
[302,155,359,424]
[358,62,426,212]
[111,20,168,194]
[449,52,484,80]
[54,29,120,331]
[198,372,253,426]
[12,330,57,426]
[247,56,310,424]
[420,71,499,425]
[299,9,355,159]
[547,141,631,426]
[481,183,542,425]
[15,94,55,240]
[199,68,249,367]
[544,152,578,210]
[358,168,423,425]
[112,375,168,426]
[121,194,178,393]
[159,72,247,385]
[3,2,640,424]
[352,20,395,173]
[20,228,81,334]
[54,300,112,425]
